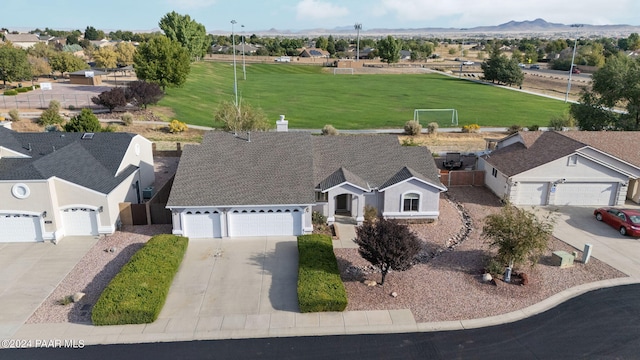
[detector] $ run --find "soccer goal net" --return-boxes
[333,68,354,75]
[413,109,459,127]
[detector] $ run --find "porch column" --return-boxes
[355,195,365,225]
[327,195,336,225]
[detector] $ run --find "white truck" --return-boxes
[274,56,291,63]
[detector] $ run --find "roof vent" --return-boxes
[81,133,95,140]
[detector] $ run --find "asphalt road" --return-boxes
[4,284,640,360]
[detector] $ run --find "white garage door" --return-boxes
[554,183,617,206]
[516,182,549,205]
[62,208,99,236]
[228,208,302,237]
[183,210,222,238]
[0,214,43,242]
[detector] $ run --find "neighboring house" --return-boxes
[478,131,640,206]
[399,50,412,60]
[167,119,446,238]
[3,33,40,49]
[69,69,107,85]
[299,48,329,58]
[0,128,154,243]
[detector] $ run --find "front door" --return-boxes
[335,194,351,215]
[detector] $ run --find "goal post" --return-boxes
[413,109,459,127]
[333,68,354,75]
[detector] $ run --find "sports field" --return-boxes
[159,62,570,129]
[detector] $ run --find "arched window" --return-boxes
[403,193,420,212]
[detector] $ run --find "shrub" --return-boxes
[297,234,347,312]
[461,124,480,133]
[126,80,164,109]
[8,109,20,122]
[121,112,134,126]
[548,113,575,131]
[3,90,18,96]
[63,108,102,132]
[507,124,523,134]
[16,87,29,93]
[403,120,422,135]
[91,87,127,112]
[401,137,418,146]
[92,234,188,325]
[103,124,118,132]
[528,124,540,131]
[68,105,76,110]
[485,257,505,277]
[426,122,439,135]
[312,211,327,225]
[364,205,378,223]
[0,116,4,121]
[321,124,339,135]
[39,100,64,126]
[167,119,188,133]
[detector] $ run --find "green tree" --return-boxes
[159,11,209,61]
[482,204,554,271]
[326,35,336,57]
[49,52,88,76]
[66,33,79,45]
[64,108,103,132]
[84,26,104,41]
[548,112,576,130]
[377,35,400,65]
[27,42,55,59]
[133,35,191,90]
[115,42,136,66]
[93,46,118,69]
[39,100,64,126]
[628,33,640,51]
[315,36,328,50]
[481,44,524,87]
[571,54,640,130]
[0,44,32,86]
[214,99,272,133]
[354,217,422,285]
[28,55,52,77]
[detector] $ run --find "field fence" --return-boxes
[0,93,94,110]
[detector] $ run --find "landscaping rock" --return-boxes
[72,292,85,303]
[482,273,493,282]
[391,291,398,298]
[364,280,377,287]
[109,247,117,253]
[520,273,529,286]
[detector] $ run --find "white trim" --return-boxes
[322,181,369,193]
[167,203,314,210]
[379,177,446,192]
[400,191,421,212]
[382,211,440,217]
[11,183,31,199]
[51,177,110,196]
[0,146,32,158]
[578,146,640,173]
[575,152,639,178]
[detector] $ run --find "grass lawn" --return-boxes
[159,62,570,129]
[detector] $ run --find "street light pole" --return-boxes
[231,20,238,107]
[565,24,583,103]
[354,23,362,61]
[241,24,246,80]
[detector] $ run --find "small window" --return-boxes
[492,168,498,177]
[568,155,578,166]
[315,191,328,202]
[403,193,420,212]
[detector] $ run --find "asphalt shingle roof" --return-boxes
[168,132,445,207]
[0,128,136,193]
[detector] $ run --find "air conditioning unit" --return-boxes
[143,187,154,199]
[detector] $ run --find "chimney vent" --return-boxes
[276,115,288,132]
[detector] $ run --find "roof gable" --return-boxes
[379,166,446,191]
[318,167,369,192]
[559,131,640,168]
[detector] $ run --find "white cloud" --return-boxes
[295,0,349,21]
[166,0,217,9]
[374,0,635,27]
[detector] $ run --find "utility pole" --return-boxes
[565,24,583,103]
[231,20,238,107]
[241,24,246,80]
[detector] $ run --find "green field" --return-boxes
[159,62,570,129]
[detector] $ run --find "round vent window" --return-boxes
[12,183,30,199]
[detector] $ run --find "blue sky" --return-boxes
[3,0,639,33]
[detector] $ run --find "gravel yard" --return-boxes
[335,186,627,322]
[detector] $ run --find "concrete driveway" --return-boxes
[0,237,96,337]
[549,206,640,278]
[159,236,299,323]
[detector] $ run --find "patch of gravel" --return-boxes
[335,186,628,323]
[27,225,172,324]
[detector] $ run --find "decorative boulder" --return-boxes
[520,273,529,286]
[364,280,377,287]
[390,292,398,298]
[482,273,493,282]
[72,292,85,302]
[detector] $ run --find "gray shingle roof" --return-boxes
[0,127,136,193]
[379,166,435,190]
[168,132,445,208]
[484,131,640,176]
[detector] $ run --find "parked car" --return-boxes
[518,63,526,68]
[572,67,581,74]
[463,61,474,65]
[274,56,291,63]
[594,207,640,237]
[529,64,540,69]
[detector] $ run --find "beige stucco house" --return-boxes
[0,128,154,243]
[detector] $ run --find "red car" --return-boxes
[594,207,640,237]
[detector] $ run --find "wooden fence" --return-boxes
[440,170,485,187]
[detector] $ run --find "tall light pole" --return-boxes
[354,23,362,61]
[565,24,583,103]
[241,24,246,80]
[231,20,238,107]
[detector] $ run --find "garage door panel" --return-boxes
[184,211,221,238]
[62,208,99,236]
[554,183,617,206]
[229,209,301,237]
[516,182,549,205]
[0,214,43,242]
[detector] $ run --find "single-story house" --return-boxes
[167,119,446,238]
[478,131,640,206]
[299,48,330,58]
[3,33,40,49]
[0,127,154,243]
